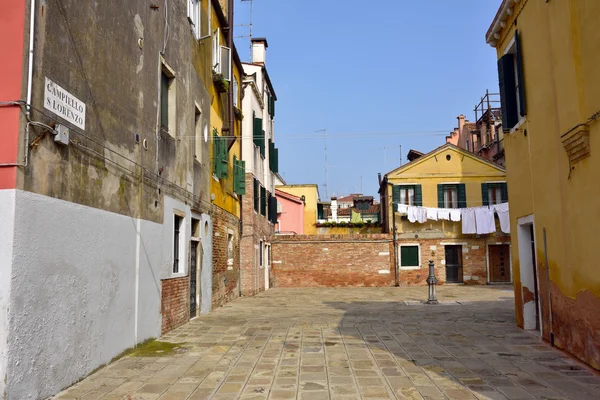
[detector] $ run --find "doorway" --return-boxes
[264,243,271,290]
[488,244,511,283]
[445,245,463,283]
[190,218,201,319]
[518,215,540,331]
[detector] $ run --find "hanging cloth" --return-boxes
[493,203,510,234]
[407,206,418,223]
[461,208,477,234]
[426,208,438,221]
[450,209,461,222]
[475,206,496,234]
[437,208,451,221]
[397,204,408,214]
[416,207,427,223]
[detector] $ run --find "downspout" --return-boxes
[26,0,35,117]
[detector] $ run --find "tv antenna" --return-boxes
[314,128,330,198]
[236,0,254,59]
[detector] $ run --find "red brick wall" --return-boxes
[272,234,395,287]
[240,173,274,296]
[212,205,240,308]
[161,276,189,334]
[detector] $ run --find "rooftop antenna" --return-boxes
[314,129,329,198]
[236,0,254,59]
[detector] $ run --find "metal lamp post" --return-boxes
[426,259,438,304]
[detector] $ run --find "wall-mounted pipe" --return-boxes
[26,0,36,117]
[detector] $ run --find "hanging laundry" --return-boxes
[461,208,477,234]
[397,204,408,214]
[426,208,438,221]
[437,208,451,221]
[416,207,427,223]
[493,203,510,234]
[407,206,418,223]
[475,206,496,234]
[450,209,461,222]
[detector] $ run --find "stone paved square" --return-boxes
[54,286,600,399]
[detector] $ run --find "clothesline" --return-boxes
[397,203,510,234]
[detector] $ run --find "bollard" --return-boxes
[426,259,438,304]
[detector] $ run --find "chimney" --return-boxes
[331,197,338,222]
[251,38,268,65]
[457,114,466,133]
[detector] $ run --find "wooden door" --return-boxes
[445,245,463,283]
[489,244,511,283]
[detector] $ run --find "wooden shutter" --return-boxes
[219,136,228,178]
[437,185,444,208]
[253,117,262,148]
[273,148,279,173]
[501,182,508,203]
[515,30,526,117]
[271,98,275,118]
[212,130,219,176]
[260,130,266,157]
[414,185,422,206]
[481,183,489,206]
[392,185,400,204]
[260,186,266,215]
[498,54,518,129]
[400,246,419,267]
[458,184,466,208]
[269,140,274,170]
[233,157,246,195]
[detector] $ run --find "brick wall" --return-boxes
[240,173,274,296]
[271,234,511,287]
[161,276,189,334]
[212,205,240,308]
[272,234,395,287]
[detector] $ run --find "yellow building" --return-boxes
[486,0,600,369]
[381,144,509,285]
[276,184,320,234]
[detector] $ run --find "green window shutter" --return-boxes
[501,182,508,203]
[260,130,266,157]
[515,30,526,117]
[481,183,489,206]
[269,140,274,170]
[253,117,263,148]
[271,98,275,118]
[160,72,169,129]
[273,148,279,173]
[260,187,266,215]
[400,246,419,267]
[392,185,400,204]
[458,184,466,208]
[233,158,246,195]
[437,185,444,208]
[212,130,219,175]
[414,185,423,206]
[498,54,518,129]
[219,136,229,178]
[253,179,259,211]
[267,94,272,117]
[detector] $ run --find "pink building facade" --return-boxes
[275,189,304,234]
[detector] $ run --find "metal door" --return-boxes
[445,245,463,283]
[489,244,511,282]
[189,241,198,318]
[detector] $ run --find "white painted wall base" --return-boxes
[1,190,205,399]
[0,189,16,399]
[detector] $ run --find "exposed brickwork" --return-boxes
[396,237,509,285]
[161,276,189,334]
[271,234,510,287]
[240,174,274,296]
[212,205,240,308]
[272,234,395,287]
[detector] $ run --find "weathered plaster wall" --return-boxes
[5,190,168,399]
[0,190,16,398]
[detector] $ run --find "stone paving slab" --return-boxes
[54,286,600,400]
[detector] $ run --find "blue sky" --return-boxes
[235,0,502,199]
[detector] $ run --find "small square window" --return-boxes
[227,233,234,266]
[400,245,420,269]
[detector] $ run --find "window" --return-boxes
[233,155,246,195]
[160,63,176,137]
[259,240,263,267]
[227,232,233,266]
[498,30,526,131]
[233,79,239,107]
[392,185,422,206]
[187,0,200,39]
[253,114,265,156]
[260,186,267,216]
[253,179,259,212]
[212,28,220,69]
[400,245,420,269]
[482,182,508,206]
[212,129,228,179]
[173,215,183,273]
[438,184,466,209]
[194,105,202,163]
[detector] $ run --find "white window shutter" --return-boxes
[212,28,220,70]
[220,46,232,81]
